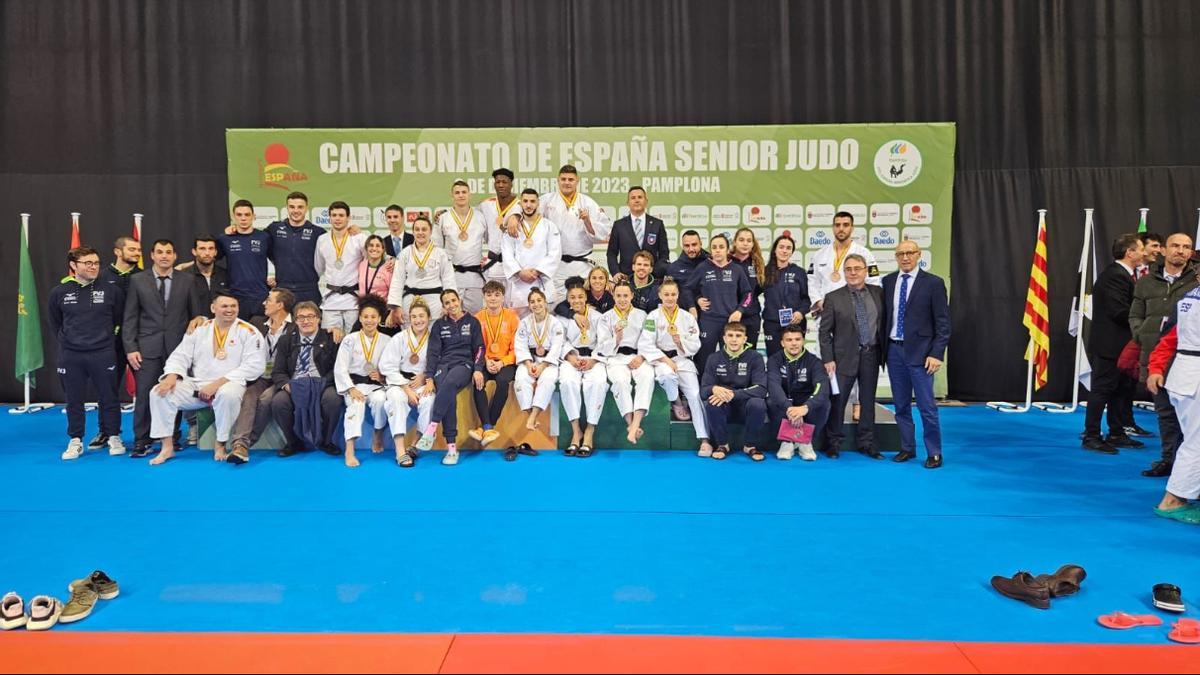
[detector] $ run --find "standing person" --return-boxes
[188,236,230,310]
[122,239,209,457]
[413,290,486,466]
[227,288,296,464]
[598,280,655,445]
[667,230,709,311]
[767,325,830,461]
[514,288,565,431]
[314,201,368,334]
[685,234,754,375]
[382,204,413,258]
[334,296,391,468]
[1139,232,1164,275]
[558,284,607,457]
[1130,232,1198,476]
[147,292,266,465]
[468,281,519,447]
[762,235,811,357]
[730,227,766,349]
[585,267,615,313]
[818,254,886,460]
[216,200,273,322]
[502,189,562,315]
[49,247,126,460]
[630,251,661,314]
[477,168,520,286]
[1146,307,1200,524]
[640,278,710,456]
[387,215,456,323]
[99,235,142,415]
[701,322,768,461]
[265,191,325,304]
[1082,234,1146,454]
[434,180,489,314]
[269,302,343,458]
[883,240,951,469]
[607,186,669,278]
[358,235,395,301]
[379,299,436,466]
[540,164,612,303]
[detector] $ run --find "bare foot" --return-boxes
[213,443,228,462]
[371,433,385,454]
[526,414,540,431]
[699,439,713,455]
[583,428,595,448]
[626,425,640,445]
[345,452,360,468]
[149,449,174,466]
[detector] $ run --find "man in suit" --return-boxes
[818,253,886,459]
[122,239,209,456]
[382,204,414,257]
[607,186,669,279]
[270,301,343,457]
[882,240,951,469]
[1083,234,1145,454]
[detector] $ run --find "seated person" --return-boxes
[379,299,436,466]
[270,301,343,458]
[700,321,767,461]
[558,284,606,457]
[767,324,830,461]
[597,280,654,445]
[334,296,392,468]
[469,281,519,447]
[414,289,486,466]
[514,288,565,431]
[148,291,266,465]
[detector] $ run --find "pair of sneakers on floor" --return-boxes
[62,434,126,460]
[776,441,817,461]
[1,571,119,631]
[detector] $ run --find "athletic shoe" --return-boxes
[776,442,795,461]
[62,438,84,461]
[797,442,817,461]
[671,398,691,421]
[59,583,99,624]
[415,425,437,452]
[25,596,63,631]
[107,436,126,456]
[442,448,460,466]
[69,571,119,600]
[186,423,199,447]
[1125,424,1156,438]
[481,429,501,447]
[697,444,713,458]
[87,433,109,449]
[1153,583,1186,612]
[1,592,26,630]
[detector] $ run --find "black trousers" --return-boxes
[59,347,121,440]
[1154,386,1182,463]
[1083,354,1124,438]
[472,364,516,427]
[824,345,880,451]
[270,385,343,450]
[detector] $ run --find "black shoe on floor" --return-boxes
[1142,460,1173,477]
[277,444,303,458]
[894,450,917,463]
[860,447,884,460]
[1106,434,1145,449]
[318,442,341,456]
[1125,424,1156,438]
[824,449,840,459]
[129,442,153,458]
[87,433,109,449]
[924,455,943,469]
[1081,437,1118,454]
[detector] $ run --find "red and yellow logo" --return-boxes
[259,143,309,190]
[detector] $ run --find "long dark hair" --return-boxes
[764,234,797,286]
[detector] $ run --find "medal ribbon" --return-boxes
[451,209,473,239]
[412,242,435,269]
[359,331,380,365]
[406,328,429,358]
[212,324,230,356]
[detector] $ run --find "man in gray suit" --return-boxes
[123,239,208,456]
[818,253,886,459]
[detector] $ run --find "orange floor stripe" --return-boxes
[957,641,1199,674]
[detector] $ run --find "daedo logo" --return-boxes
[874,140,922,187]
[870,227,900,248]
[260,143,309,191]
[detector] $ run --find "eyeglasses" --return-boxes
[75,260,101,267]
[896,251,920,258]
[295,314,319,321]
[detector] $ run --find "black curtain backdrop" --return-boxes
[2,0,1199,402]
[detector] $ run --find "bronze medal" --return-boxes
[459,231,468,242]
[536,347,546,358]
[409,353,419,365]
[831,270,841,282]
[216,350,227,360]
[523,239,534,249]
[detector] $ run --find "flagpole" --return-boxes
[989,209,1050,413]
[10,213,52,415]
[1038,208,1094,413]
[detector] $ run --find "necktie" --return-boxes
[896,274,910,339]
[298,338,313,374]
[634,217,644,245]
[853,290,870,348]
[157,275,169,303]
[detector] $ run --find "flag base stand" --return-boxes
[9,403,52,415]
[1034,402,1076,413]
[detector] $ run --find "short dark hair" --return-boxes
[834,211,854,223]
[563,275,586,291]
[1112,233,1142,260]
[451,179,469,189]
[193,236,217,248]
[521,188,539,197]
[527,287,547,303]
[211,290,239,304]
[328,201,350,216]
[723,321,747,335]
[558,164,578,176]
[285,191,308,203]
[1140,232,1164,246]
[628,185,646,196]
[781,324,806,338]
[492,168,514,180]
[385,204,404,215]
[357,294,388,318]
[114,236,138,249]
[483,280,506,295]
[293,300,321,318]
[269,287,296,314]
[681,229,702,241]
[150,238,175,252]
[67,246,99,264]
[232,199,254,211]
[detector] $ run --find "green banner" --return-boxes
[227,123,955,393]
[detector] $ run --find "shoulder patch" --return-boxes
[238,320,257,333]
[868,264,880,277]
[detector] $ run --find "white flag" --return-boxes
[1078,349,1092,390]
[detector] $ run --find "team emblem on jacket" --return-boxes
[91,290,106,303]
[647,233,657,245]
[737,363,748,376]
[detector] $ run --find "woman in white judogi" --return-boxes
[387,216,456,322]
[334,297,391,468]
[639,277,710,455]
[502,195,561,315]
[378,298,435,467]
[514,288,565,432]
[558,284,607,457]
[597,279,655,445]
[434,181,489,314]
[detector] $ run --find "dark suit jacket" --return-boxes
[122,269,207,359]
[818,284,886,376]
[384,232,415,258]
[881,269,951,367]
[271,328,338,388]
[1088,261,1136,359]
[606,214,670,277]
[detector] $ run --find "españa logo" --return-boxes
[260,143,309,191]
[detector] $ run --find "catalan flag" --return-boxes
[1023,210,1051,390]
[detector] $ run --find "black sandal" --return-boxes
[744,446,765,462]
[503,446,518,461]
[711,444,729,460]
[576,445,593,458]
[564,444,578,456]
[517,443,539,457]
[397,452,415,468]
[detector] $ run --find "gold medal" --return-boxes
[459,231,468,241]
[523,239,534,248]
[494,198,517,226]
[577,308,590,344]
[664,306,680,336]
[831,271,841,282]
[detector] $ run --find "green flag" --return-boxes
[1138,210,1147,233]
[16,216,44,385]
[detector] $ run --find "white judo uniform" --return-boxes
[315,230,369,332]
[514,312,565,411]
[597,306,654,417]
[539,191,611,303]
[1164,289,1200,500]
[558,308,608,425]
[378,327,434,435]
[334,330,391,441]
[434,207,489,314]
[477,196,520,285]
[387,243,457,320]
[502,215,562,312]
[639,306,708,439]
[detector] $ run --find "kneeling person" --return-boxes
[334,296,391,468]
[701,321,767,461]
[149,291,266,465]
[767,324,830,461]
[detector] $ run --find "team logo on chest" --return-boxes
[91,290,106,303]
[737,362,748,376]
[722,270,733,282]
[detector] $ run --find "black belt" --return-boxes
[325,284,357,295]
[399,370,417,380]
[617,346,637,356]
[453,264,484,276]
[562,253,593,264]
[349,374,378,385]
[576,347,593,357]
[1179,349,1200,357]
[663,349,678,359]
[482,253,502,272]
[404,285,443,295]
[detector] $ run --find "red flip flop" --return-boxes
[1097,612,1164,629]
[1169,619,1200,644]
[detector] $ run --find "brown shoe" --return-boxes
[1035,564,1086,598]
[991,572,1051,609]
[228,443,250,465]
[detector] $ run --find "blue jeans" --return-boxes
[887,343,941,457]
